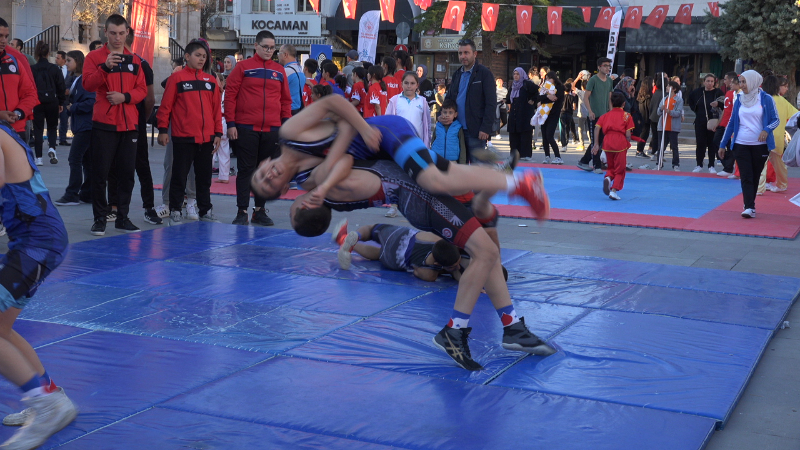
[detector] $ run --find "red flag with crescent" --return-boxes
[418,0,431,10]
[443,1,466,31]
[622,6,643,29]
[595,7,615,29]
[516,5,533,35]
[645,5,669,28]
[482,3,499,32]
[580,6,592,23]
[708,2,719,17]
[674,3,693,24]
[547,7,562,35]
[308,0,319,14]
[379,0,395,22]
[343,0,357,19]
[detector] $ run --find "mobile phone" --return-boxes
[118,54,134,66]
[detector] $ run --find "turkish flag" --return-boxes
[517,5,533,35]
[308,0,319,13]
[708,2,719,17]
[379,0,395,22]
[595,7,615,29]
[482,3,499,32]
[580,6,592,23]
[547,7,562,35]
[645,5,669,28]
[343,0,357,19]
[443,1,466,31]
[418,0,431,10]
[674,3,693,24]
[622,6,643,29]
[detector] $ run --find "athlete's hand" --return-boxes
[227,127,238,140]
[157,133,169,146]
[105,53,122,70]
[212,137,221,153]
[362,126,382,152]
[301,187,327,209]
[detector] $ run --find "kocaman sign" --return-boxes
[241,14,322,37]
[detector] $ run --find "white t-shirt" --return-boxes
[392,94,426,139]
[736,102,763,145]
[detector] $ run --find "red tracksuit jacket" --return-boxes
[223,54,292,131]
[82,44,147,132]
[0,48,38,133]
[157,67,222,144]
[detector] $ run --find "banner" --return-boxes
[708,2,719,17]
[443,1,466,32]
[482,3,499,32]
[308,0,319,14]
[645,5,669,28]
[516,5,532,35]
[606,10,622,69]
[343,0,357,19]
[547,6,562,35]
[357,10,380,63]
[675,3,694,24]
[622,6,643,29]
[310,44,332,62]
[580,6,592,23]
[129,0,157,64]
[380,0,395,23]
[595,6,615,30]
[418,0,432,10]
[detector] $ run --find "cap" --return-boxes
[346,49,359,60]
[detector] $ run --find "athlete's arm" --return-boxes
[280,95,381,150]
[302,154,354,209]
[413,267,440,282]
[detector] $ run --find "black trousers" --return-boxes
[109,122,155,210]
[637,120,652,153]
[235,127,279,210]
[733,143,769,210]
[508,129,533,158]
[91,128,137,221]
[541,112,560,158]
[579,117,602,168]
[695,122,717,167]
[654,131,681,167]
[65,130,92,201]
[712,126,735,173]
[560,113,577,146]
[171,141,213,216]
[32,103,59,158]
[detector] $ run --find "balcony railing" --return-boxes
[23,25,60,56]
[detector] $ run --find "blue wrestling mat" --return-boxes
[3,222,798,449]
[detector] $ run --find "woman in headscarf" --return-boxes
[223,55,237,77]
[719,70,780,218]
[416,64,435,124]
[505,67,536,161]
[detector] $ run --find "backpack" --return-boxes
[33,63,57,104]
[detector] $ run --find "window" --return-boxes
[297,0,314,12]
[168,0,177,39]
[252,0,276,13]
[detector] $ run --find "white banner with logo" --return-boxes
[357,10,381,64]
[606,10,623,68]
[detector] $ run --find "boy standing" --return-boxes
[655,81,684,171]
[593,92,633,200]
[430,99,467,164]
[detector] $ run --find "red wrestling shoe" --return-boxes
[512,170,551,222]
[331,219,348,245]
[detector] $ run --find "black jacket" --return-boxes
[687,87,723,123]
[31,59,66,105]
[505,80,536,133]
[445,63,496,138]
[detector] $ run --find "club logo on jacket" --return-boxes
[128,64,134,72]
[183,83,193,90]
[8,65,16,73]
[205,83,212,90]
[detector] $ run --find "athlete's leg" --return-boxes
[0,307,45,379]
[351,224,380,260]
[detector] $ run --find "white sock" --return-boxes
[505,175,516,193]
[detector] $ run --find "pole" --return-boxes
[658,74,671,171]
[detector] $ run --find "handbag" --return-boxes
[704,92,719,131]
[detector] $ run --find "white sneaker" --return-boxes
[715,160,723,166]
[673,166,680,172]
[542,156,551,164]
[765,182,776,191]
[199,211,219,222]
[768,185,787,193]
[609,190,621,200]
[708,167,716,174]
[494,134,501,139]
[728,174,739,179]
[692,166,702,173]
[338,231,359,270]
[650,155,657,161]
[1,387,77,450]
[716,171,732,177]
[47,148,58,164]
[603,177,611,195]
[35,157,43,166]
[552,157,564,165]
[2,408,32,427]
[154,204,170,219]
[385,206,398,218]
[741,208,755,218]
[168,210,182,226]
[185,200,199,220]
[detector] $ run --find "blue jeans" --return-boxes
[465,135,487,163]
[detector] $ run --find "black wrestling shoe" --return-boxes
[502,317,556,356]
[232,210,249,225]
[143,208,163,225]
[433,326,483,371]
[90,219,106,236]
[250,208,274,226]
[115,217,141,233]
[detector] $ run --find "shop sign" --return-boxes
[420,36,483,52]
[241,14,322,37]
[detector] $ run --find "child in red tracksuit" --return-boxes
[157,41,222,224]
[593,92,633,200]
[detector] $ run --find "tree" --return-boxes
[707,0,800,101]
[413,0,583,70]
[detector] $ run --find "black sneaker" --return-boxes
[432,326,483,371]
[232,210,249,225]
[115,217,141,233]
[90,219,106,236]
[143,208,163,225]
[53,196,80,206]
[501,317,556,356]
[251,208,274,226]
